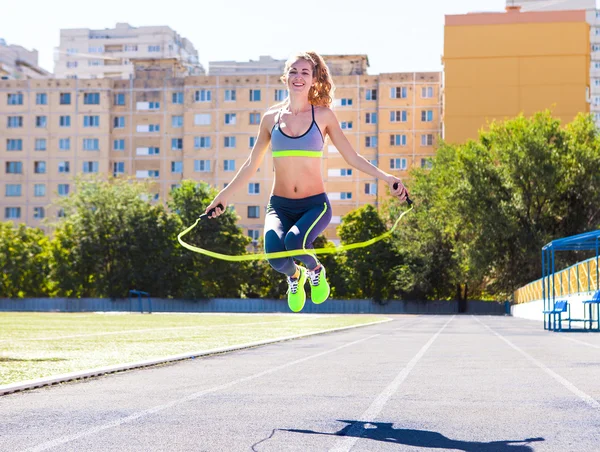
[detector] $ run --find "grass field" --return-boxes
[0,312,389,385]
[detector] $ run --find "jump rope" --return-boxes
[177,183,413,262]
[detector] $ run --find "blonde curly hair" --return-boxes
[279,51,335,108]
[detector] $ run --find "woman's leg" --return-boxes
[264,204,297,277]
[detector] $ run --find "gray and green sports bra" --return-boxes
[271,104,324,158]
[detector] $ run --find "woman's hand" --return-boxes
[205,194,228,219]
[387,175,409,204]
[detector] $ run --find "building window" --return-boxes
[66,61,78,69]
[114,139,125,151]
[390,87,407,99]
[194,113,211,125]
[35,116,47,128]
[195,89,212,102]
[60,93,71,105]
[421,110,434,122]
[5,207,21,219]
[224,159,235,171]
[341,192,352,200]
[340,98,352,106]
[36,93,48,105]
[249,136,256,148]
[113,116,125,128]
[6,162,23,174]
[421,86,434,98]
[148,45,160,52]
[172,115,183,128]
[172,92,184,104]
[148,102,160,110]
[365,136,378,148]
[7,116,23,128]
[390,158,407,170]
[59,115,71,127]
[341,121,353,129]
[249,113,261,125]
[421,158,433,169]
[124,44,138,51]
[224,136,236,148]
[390,111,407,123]
[7,93,24,105]
[421,134,434,146]
[34,184,46,197]
[33,207,45,219]
[58,161,70,173]
[364,183,377,195]
[340,168,353,176]
[248,206,260,218]
[114,93,126,106]
[248,183,260,194]
[249,89,261,102]
[171,161,183,173]
[59,138,70,151]
[194,137,211,149]
[365,112,377,124]
[7,139,23,151]
[83,115,100,127]
[225,113,237,125]
[83,93,100,105]
[248,229,260,242]
[82,161,99,173]
[390,134,407,146]
[171,138,183,150]
[365,89,377,101]
[34,161,46,174]
[274,89,288,101]
[5,184,21,197]
[35,139,47,151]
[58,184,70,196]
[194,160,211,172]
[113,162,125,176]
[225,89,236,102]
[83,139,100,151]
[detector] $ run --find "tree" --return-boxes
[169,180,251,299]
[50,177,182,298]
[0,223,52,298]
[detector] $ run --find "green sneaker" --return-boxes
[307,265,330,304]
[287,266,307,312]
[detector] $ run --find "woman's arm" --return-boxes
[204,111,274,217]
[323,108,409,201]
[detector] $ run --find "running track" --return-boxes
[1,315,599,451]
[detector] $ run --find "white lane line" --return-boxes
[1,316,335,343]
[329,315,454,452]
[473,316,600,410]
[22,332,382,452]
[561,336,600,350]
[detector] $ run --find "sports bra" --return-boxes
[270,104,324,158]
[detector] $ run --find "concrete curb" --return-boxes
[0,317,393,396]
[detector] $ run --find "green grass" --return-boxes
[0,312,389,385]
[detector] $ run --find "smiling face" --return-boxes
[285,59,315,95]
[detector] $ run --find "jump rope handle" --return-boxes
[393,182,413,206]
[200,203,225,220]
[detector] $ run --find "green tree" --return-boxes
[49,177,182,298]
[0,223,52,298]
[169,180,251,299]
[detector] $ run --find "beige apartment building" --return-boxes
[0,56,441,243]
[0,39,50,80]
[54,23,204,79]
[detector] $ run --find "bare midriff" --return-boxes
[272,156,325,198]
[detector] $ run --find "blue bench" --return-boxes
[582,290,600,330]
[543,300,569,331]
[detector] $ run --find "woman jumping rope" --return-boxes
[205,51,410,312]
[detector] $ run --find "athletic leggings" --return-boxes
[264,193,332,277]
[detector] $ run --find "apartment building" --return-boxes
[444,5,591,144]
[54,23,204,79]
[1,56,441,243]
[0,39,50,80]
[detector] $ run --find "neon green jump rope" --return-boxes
[178,184,413,261]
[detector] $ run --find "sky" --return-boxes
[2,0,511,75]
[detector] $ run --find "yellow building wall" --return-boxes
[444,18,590,144]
